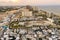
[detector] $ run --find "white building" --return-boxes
[47,18,54,23]
[22,11,32,17]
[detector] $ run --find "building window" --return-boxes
[27,38,31,40]
[39,38,42,40]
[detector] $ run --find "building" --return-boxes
[47,18,54,23]
[22,11,32,17]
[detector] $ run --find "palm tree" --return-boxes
[10,21,19,29]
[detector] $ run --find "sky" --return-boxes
[0,0,60,6]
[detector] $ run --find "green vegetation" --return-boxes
[10,21,26,29]
[10,21,19,29]
[0,7,19,12]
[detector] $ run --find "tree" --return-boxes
[10,21,19,29]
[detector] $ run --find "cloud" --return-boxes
[0,0,60,6]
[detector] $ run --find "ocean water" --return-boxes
[38,6,60,16]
